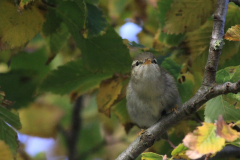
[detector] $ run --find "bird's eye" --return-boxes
[152,59,157,64]
[136,61,139,66]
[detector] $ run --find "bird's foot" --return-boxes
[172,105,178,113]
[138,129,145,136]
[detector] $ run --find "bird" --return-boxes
[126,52,181,137]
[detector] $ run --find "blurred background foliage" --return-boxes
[0,0,240,159]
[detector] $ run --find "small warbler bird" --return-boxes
[126,52,181,130]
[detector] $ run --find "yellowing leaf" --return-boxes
[185,20,213,61]
[0,0,45,50]
[19,103,64,138]
[224,25,240,41]
[171,143,189,160]
[163,0,216,34]
[0,140,14,160]
[97,76,123,117]
[215,115,239,142]
[183,123,225,155]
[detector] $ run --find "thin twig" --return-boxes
[229,0,240,7]
[68,96,83,160]
[116,0,230,159]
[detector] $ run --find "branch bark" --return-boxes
[116,0,232,159]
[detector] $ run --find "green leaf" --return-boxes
[0,49,50,109]
[56,1,132,72]
[141,152,163,160]
[216,66,240,84]
[112,98,133,132]
[205,95,240,123]
[161,58,181,80]
[10,48,50,80]
[0,107,21,129]
[171,143,189,159]
[163,0,216,34]
[85,2,108,38]
[218,48,240,70]
[228,139,240,147]
[0,120,19,156]
[46,23,69,59]
[39,59,112,95]
[157,0,174,28]
[42,8,63,37]
[0,71,36,109]
[214,66,240,112]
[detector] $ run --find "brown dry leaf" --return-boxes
[0,0,45,51]
[0,140,23,160]
[19,103,64,138]
[97,76,123,117]
[224,25,240,41]
[215,115,239,142]
[183,123,225,156]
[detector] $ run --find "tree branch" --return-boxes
[229,0,240,7]
[116,0,231,159]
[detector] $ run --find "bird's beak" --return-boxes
[143,59,152,65]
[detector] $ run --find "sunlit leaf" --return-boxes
[97,76,123,117]
[215,115,239,142]
[0,0,45,50]
[39,59,112,95]
[163,0,216,34]
[19,103,64,138]
[183,123,225,156]
[224,25,240,41]
[171,143,189,160]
